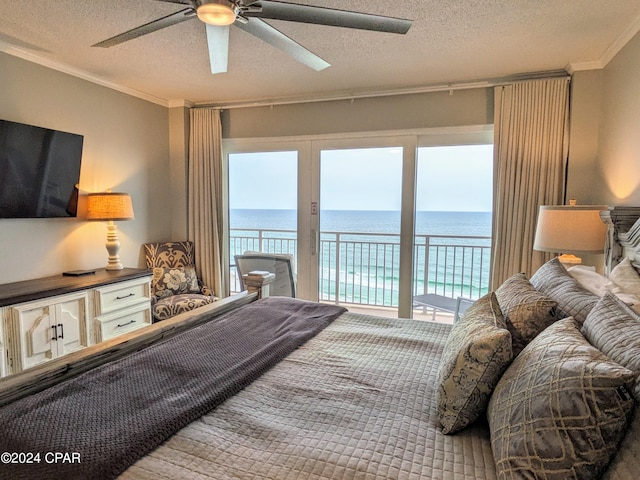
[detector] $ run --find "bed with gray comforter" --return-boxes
[2,261,640,479]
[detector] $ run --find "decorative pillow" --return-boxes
[568,264,640,310]
[488,318,636,480]
[152,265,200,299]
[436,292,512,434]
[582,292,640,401]
[610,257,640,296]
[567,265,622,296]
[530,257,598,324]
[495,273,558,356]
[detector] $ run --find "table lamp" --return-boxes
[86,191,135,270]
[533,201,608,266]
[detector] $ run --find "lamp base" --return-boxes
[105,221,124,271]
[558,253,582,267]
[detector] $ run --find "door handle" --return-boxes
[311,229,318,256]
[58,323,64,339]
[51,324,58,341]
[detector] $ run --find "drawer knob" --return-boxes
[115,293,135,300]
[116,319,137,328]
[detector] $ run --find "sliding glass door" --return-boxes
[318,147,403,317]
[224,126,493,320]
[412,144,493,321]
[228,150,298,292]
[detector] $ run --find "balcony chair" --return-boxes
[413,293,474,322]
[143,241,217,322]
[235,253,296,297]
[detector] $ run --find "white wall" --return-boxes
[596,31,640,205]
[221,88,493,138]
[0,53,172,283]
[567,31,640,206]
[566,70,604,204]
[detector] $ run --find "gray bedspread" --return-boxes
[121,312,498,480]
[0,297,346,480]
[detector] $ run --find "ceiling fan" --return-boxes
[92,0,412,74]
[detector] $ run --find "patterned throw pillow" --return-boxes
[582,292,640,401]
[530,257,598,324]
[436,292,512,434]
[495,273,558,356]
[152,265,200,299]
[488,317,635,480]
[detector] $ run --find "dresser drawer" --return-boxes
[94,277,151,315]
[95,304,151,342]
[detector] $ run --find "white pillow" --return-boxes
[610,257,640,296]
[568,263,640,312]
[567,265,622,297]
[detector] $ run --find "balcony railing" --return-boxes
[230,228,490,306]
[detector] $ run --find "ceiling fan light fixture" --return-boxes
[197,0,238,26]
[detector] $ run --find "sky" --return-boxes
[228,144,493,212]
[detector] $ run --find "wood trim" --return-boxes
[0,292,257,407]
[0,268,152,307]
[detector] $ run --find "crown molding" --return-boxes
[600,13,640,66]
[566,60,604,74]
[568,12,640,73]
[0,40,169,107]
[168,99,194,108]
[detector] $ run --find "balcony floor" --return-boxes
[325,302,455,325]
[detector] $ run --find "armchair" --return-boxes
[143,241,217,321]
[235,253,296,297]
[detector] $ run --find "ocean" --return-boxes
[230,209,492,236]
[230,209,492,306]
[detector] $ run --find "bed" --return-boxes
[1,207,640,480]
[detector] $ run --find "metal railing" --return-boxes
[230,228,490,306]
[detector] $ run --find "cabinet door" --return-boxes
[17,305,56,370]
[12,291,89,372]
[55,296,89,356]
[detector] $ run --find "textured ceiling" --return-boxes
[1,0,640,106]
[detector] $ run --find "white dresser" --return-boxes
[0,269,152,376]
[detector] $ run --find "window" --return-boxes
[225,126,493,320]
[413,145,493,320]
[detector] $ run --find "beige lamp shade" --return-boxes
[86,192,134,221]
[533,204,608,255]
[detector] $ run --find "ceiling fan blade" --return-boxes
[244,1,412,34]
[206,24,229,74]
[92,8,195,48]
[155,0,192,4]
[235,18,330,71]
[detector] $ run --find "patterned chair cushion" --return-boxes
[530,257,598,324]
[144,241,196,268]
[488,317,636,480]
[152,266,201,299]
[495,273,559,356]
[436,292,513,434]
[581,292,640,401]
[152,294,215,322]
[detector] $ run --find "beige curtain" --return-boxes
[490,77,570,289]
[188,107,226,297]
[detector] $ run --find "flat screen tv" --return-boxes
[0,119,84,218]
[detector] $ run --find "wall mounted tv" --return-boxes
[0,119,84,218]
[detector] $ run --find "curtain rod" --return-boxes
[195,70,570,111]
